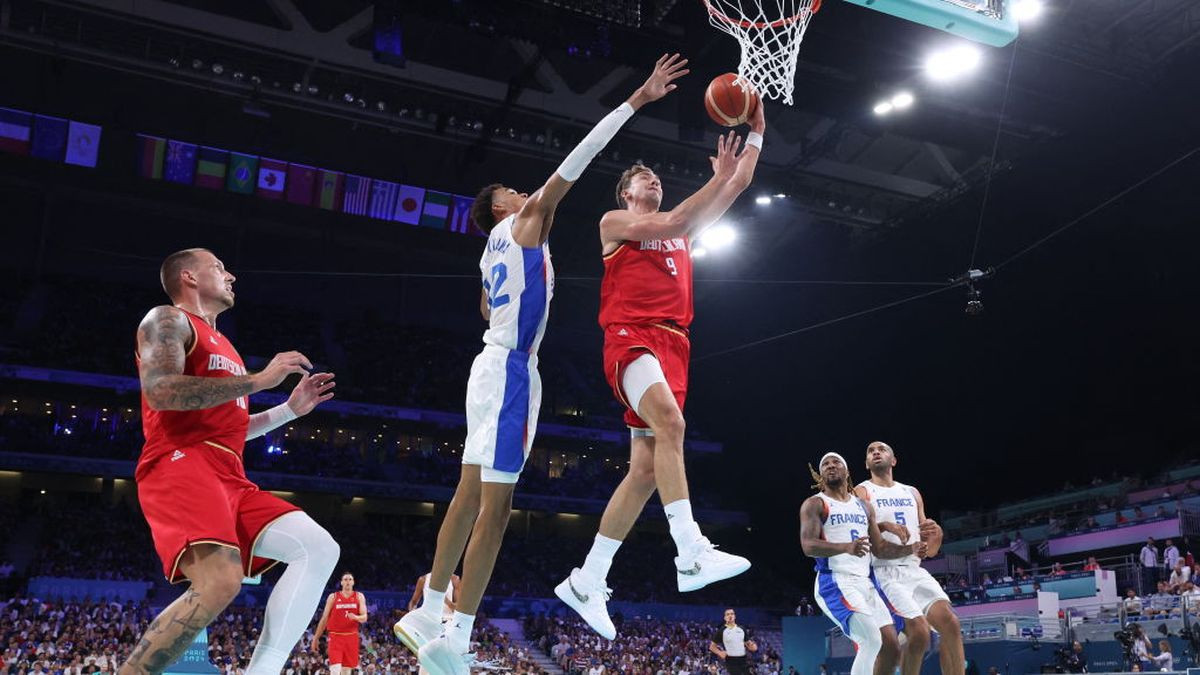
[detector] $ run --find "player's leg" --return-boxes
[898,616,931,675]
[556,434,655,638]
[396,466,481,653]
[873,624,901,675]
[119,544,244,675]
[925,600,964,675]
[244,510,341,675]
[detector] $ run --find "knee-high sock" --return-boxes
[245,512,341,675]
[849,614,884,675]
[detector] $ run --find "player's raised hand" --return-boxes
[253,351,312,392]
[847,537,871,557]
[710,131,743,180]
[746,92,766,134]
[286,372,336,416]
[633,53,690,105]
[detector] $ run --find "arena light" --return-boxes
[924,44,982,82]
[755,195,772,206]
[699,222,737,250]
[1013,0,1044,22]
[692,246,709,258]
[891,91,915,109]
[873,101,894,116]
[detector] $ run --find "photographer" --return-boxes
[1063,641,1087,673]
[1130,624,1154,671]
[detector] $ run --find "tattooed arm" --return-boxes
[136,306,312,411]
[865,499,927,560]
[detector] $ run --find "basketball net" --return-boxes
[704,0,821,106]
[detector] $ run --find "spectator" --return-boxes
[1168,560,1191,593]
[1083,516,1099,530]
[1154,505,1168,518]
[1145,581,1173,618]
[1164,539,1180,571]
[1133,506,1145,520]
[1141,538,1160,591]
[1123,588,1143,616]
[1116,511,1129,524]
[1050,562,1066,576]
[1083,556,1101,572]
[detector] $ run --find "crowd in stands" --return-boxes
[525,614,783,675]
[0,395,726,508]
[3,490,796,608]
[0,595,543,674]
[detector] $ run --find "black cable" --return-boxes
[969,40,1019,270]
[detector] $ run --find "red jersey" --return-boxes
[138,309,249,467]
[327,591,361,634]
[598,235,693,329]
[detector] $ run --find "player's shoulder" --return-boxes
[140,304,187,326]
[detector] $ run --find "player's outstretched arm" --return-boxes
[599,130,747,244]
[866,500,926,559]
[137,306,311,411]
[512,53,689,248]
[800,496,861,558]
[246,372,336,440]
[407,575,425,612]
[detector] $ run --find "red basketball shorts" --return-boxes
[135,441,300,583]
[327,632,361,667]
[602,322,690,430]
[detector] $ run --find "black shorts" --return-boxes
[726,656,750,674]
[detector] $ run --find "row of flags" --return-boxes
[136,134,480,234]
[0,107,102,167]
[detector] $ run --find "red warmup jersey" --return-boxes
[328,592,361,634]
[138,309,249,467]
[598,235,694,329]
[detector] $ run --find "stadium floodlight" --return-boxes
[873,101,894,116]
[1013,0,1044,22]
[755,195,772,206]
[692,247,708,258]
[925,44,982,82]
[891,91,915,109]
[700,223,737,250]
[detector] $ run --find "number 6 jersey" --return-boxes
[480,214,555,355]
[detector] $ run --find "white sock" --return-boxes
[245,512,341,675]
[420,575,447,618]
[445,611,475,653]
[664,499,703,555]
[581,534,622,583]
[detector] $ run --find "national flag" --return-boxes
[257,158,287,199]
[226,152,259,194]
[342,175,371,215]
[0,108,33,155]
[419,191,452,228]
[163,140,197,184]
[316,169,343,211]
[30,115,68,161]
[449,195,477,235]
[285,164,317,206]
[392,184,425,225]
[64,121,102,167]
[369,180,399,220]
[136,135,166,179]
[195,146,229,189]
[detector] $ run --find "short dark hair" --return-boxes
[470,183,504,233]
[615,163,653,208]
[159,248,210,300]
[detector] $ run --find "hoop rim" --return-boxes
[702,0,820,30]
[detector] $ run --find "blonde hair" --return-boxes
[809,462,852,492]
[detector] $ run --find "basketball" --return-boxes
[704,73,759,127]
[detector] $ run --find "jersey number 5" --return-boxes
[483,263,510,309]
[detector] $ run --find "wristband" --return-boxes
[745,132,764,150]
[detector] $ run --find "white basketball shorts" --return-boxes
[872,564,951,620]
[462,345,541,483]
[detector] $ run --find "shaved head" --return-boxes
[160,248,211,300]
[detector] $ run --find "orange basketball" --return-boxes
[704,73,759,127]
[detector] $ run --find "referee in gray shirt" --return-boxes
[710,608,757,674]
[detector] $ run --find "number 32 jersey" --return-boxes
[480,215,555,355]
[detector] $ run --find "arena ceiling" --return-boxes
[4,0,1198,231]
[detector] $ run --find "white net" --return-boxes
[704,0,820,106]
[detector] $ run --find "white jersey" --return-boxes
[813,492,871,577]
[858,480,921,567]
[479,215,554,355]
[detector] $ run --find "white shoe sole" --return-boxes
[555,577,616,640]
[677,558,751,592]
[394,618,436,656]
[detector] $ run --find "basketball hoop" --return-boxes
[703,0,821,105]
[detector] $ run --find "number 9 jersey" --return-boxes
[480,214,555,355]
